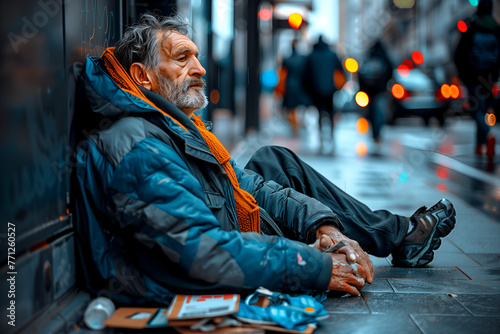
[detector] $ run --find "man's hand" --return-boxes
[327,252,366,295]
[312,225,374,284]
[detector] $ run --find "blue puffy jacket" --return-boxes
[73,54,342,305]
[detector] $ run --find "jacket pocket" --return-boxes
[205,191,226,209]
[204,192,238,231]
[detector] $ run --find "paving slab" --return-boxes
[411,315,500,334]
[317,314,421,334]
[361,292,469,315]
[388,279,500,294]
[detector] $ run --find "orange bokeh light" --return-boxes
[334,69,346,90]
[441,84,451,99]
[344,58,359,73]
[355,91,369,107]
[392,83,405,99]
[210,89,220,104]
[412,51,424,65]
[457,20,467,33]
[450,84,460,99]
[397,64,410,77]
[356,142,368,156]
[356,118,369,134]
[258,9,272,21]
[288,13,303,29]
[486,113,497,126]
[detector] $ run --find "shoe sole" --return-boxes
[392,207,456,267]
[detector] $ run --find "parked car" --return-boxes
[387,68,450,126]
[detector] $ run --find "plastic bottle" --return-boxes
[83,297,116,330]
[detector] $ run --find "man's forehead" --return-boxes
[159,30,197,57]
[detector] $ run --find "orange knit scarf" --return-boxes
[101,47,260,233]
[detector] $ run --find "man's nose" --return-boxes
[190,57,206,77]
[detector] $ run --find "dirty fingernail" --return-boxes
[349,253,357,261]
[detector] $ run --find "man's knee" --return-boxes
[251,145,295,161]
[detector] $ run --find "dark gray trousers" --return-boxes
[245,146,409,257]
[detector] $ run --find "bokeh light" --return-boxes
[439,140,455,155]
[450,84,460,99]
[402,59,414,70]
[355,91,369,107]
[392,83,405,99]
[393,0,415,8]
[288,13,303,29]
[493,84,499,97]
[457,20,467,33]
[344,58,359,73]
[441,84,451,99]
[356,142,367,156]
[334,69,346,90]
[258,9,272,21]
[486,113,497,126]
[469,0,479,6]
[260,69,278,89]
[356,118,369,134]
[210,89,220,104]
[437,166,449,179]
[398,172,409,183]
[412,51,424,65]
[397,64,410,77]
[437,183,448,192]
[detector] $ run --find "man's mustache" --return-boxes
[183,78,206,91]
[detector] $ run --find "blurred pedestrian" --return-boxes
[276,40,311,136]
[454,0,500,161]
[303,35,344,154]
[358,40,393,148]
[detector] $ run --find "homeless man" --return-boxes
[73,13,456,305]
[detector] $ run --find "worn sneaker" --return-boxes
[392,198,456,267]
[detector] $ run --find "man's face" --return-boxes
[152,31,208,116]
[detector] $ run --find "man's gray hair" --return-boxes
[114,13,192,72]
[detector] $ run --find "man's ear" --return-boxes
[129,62,156,91]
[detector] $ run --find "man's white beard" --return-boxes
[154,73,208,113]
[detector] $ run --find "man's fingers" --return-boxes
[366,257,374,284]
[319,235,332,250]
[353,263,368,282]
[336,245,358,263]
[358,254,374,284]
[341,283,361,296]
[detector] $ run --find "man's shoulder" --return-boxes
[91,116,174,167]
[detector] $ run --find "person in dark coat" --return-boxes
[280,40,311,135]
[303,36,344,153]
[454,0,500,160]
[73,13,456,305]
[358,40,393,145]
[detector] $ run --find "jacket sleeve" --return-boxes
[106,138,332,293]
[230,159,343,244]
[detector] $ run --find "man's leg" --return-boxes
[244,146,409,257]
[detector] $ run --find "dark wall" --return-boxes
[0,0,122,258]
[0,1,122,332]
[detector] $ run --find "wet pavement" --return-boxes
[230,104,500,334]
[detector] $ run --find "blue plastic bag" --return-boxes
[235,287,328,331]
